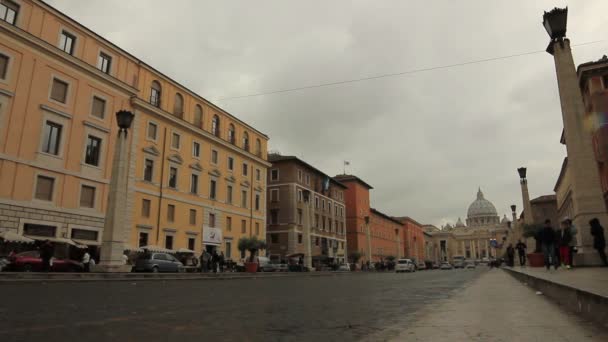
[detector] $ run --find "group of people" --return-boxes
[199,249,225,273]
[505,216,607,270]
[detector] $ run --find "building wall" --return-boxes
[369,211,403,261]
[0,0,269,259]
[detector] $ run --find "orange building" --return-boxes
[394,217,425,262]
[0,0,269,259]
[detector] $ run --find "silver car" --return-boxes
[134,253,183,273]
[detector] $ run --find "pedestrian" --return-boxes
[200,250,209,273]
[506,244,515,267]
[40,240,54,272]
[539,219,557,270]
[298,256,304,272]
[515,239,527,266]
[565,218,577,268]
[122,251,129,265]
[557,218,574,269]
[211,249,219,273]
[589,218,608,266]
[219,251,225,273]
[82,250,91,272]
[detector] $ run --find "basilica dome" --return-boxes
[466,188,500,227]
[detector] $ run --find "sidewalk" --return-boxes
[506,266,608,298]
[389,269,608,341]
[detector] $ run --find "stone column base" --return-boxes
[573,251,603,266]
[91,264,133,273]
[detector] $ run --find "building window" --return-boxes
[314,214,319,228]
[90,96,106,119]
[225,241,232,259]
[147,122,157,140]
[242,131,249,151]
[255,193,260,211]
[59,31,75,55]
[315,237,320,246]
[298,170,303,182]
[209,179,217,199]
[226,216,232,231]
[138,232,149,247]
[241,220,247,234]
[41,121,62,155]
[194,105,203,128]
[79,185,95,208]
[297,189,302,202]
[192,142,200,158]
[212,115,220,137]
[241,190,247,208]
[144,159,154,182]
[270,209,279,224]
[0,53,8,80]
[228,124,235,144]
[150,81,161,107]
[168,167,178,188]
[165,235,174,250]
[255,139,261,157]
[227,185,233,204]
[305,174,310,185]
[211,150,218,164]
[242,163,248,176]
[315,197,319,208]
[50,78,68,103]
[297,209,303,225]
[270,234,278,244]
[35,175,54,201]
[167,204,175,222]
[142,199,151,217]
[188,237,195,251]
[190,174,198,194]
[97,52,112,74]
[256,169,261,181]
[84,135,102,166]
[173,93,184,117]
[228,157,234,171]
[189,209,196,225]
[209,213,216,227]
[298,234,303,244]
[0,0,19,25]
[270,189,279,202]
[171,132,180,149]
[270,169,279,181]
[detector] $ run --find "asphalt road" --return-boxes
[0,269,484,341]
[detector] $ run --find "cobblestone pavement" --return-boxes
[385,269,608,342]
[0,269,482,341]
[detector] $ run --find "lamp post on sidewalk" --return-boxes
[97,110,134,272]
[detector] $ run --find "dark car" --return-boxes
[133,252,183,273]
[7,251,83,272]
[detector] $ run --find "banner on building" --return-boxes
[203,226,223,246]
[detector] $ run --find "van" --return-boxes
[257,256,274,272]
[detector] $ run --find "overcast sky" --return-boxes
[48,0,608,227]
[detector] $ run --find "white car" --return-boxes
[465,262,476,269]
[337,264,351,272]
[395,259,416,273]
[440,262,453,270]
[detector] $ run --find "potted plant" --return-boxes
[523,224,544,267]
[238,236,267,273]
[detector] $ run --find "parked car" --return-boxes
[465,262,476,269]
[417,262,427,270]
[133,252,183,273]
[440,262,453,270]
[7,251,83,272]
[257,257,274,272]
[395,258,416,273]
[432,262,440,269]
[337,264,351,272]
[270,263,289,272]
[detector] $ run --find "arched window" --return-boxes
[255,139,262,157]
[242,131,249,151]
[212,115,220,137]
[228,124,235,144]
[194,105,203,128]
[173,93,184,118]
[150,81,161,107]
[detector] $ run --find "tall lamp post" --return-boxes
[543,8,608,265]
[98,110,134,272]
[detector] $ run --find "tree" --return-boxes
[349,251,362,264]
[238,236,267,262]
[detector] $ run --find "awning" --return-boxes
[0,231,35,244]
[139,245,175,253]
[72,239,100,247]
[25,235,86,247]
[176,248,196,254]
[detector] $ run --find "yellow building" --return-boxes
[0,0,269,260]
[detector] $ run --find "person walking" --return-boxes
[557,218,574,269]
[82,250,91,272]
[589,218,608,266]
[540,219,557,270]
[219,251,225,273]
[211,249,219,273]
[40,240,54,272]
[515,239,527,266]
[200,250,209,273]
[506,244,515,267]
[298,256,304,272]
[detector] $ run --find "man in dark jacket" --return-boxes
[590,218,608,266]
[557,219,574,269]
[515,240,527,266]
[506,244,515,267]
[540,219,557,270]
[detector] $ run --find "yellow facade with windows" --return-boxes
[0,0,269,260]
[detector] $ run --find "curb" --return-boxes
[503,268,608,328]
[0,271,356,283]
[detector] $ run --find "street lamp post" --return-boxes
[97,110,134,272]
[543,7,608,265]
